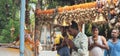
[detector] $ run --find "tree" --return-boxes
[0,0,20,43]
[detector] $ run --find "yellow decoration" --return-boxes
[54,19,58,24]
[98,13,106,22]
[36,2,97,14]
[93,13,106,22]
[62,19,68,26]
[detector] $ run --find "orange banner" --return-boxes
[36,2,97,15]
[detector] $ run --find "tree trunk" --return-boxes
[37,0,42,9]
[25,0,30,28]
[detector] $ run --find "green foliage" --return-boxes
[0,0,20,43]
[40,0,87,9]
[85,23,92,36]
[0,36,5,43]
[30,0,38,3]
[46,0,75,9]
[1,29,11,43]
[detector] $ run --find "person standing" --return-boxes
[88,25,109,56]
[52,26,72,56]
[67,21,88,56]
[104,28,120,56]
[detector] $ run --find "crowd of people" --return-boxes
[52,20,120,56]
[49,0,120,56]
[11,0,120,56]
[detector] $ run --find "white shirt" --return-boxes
[89,36,104,56]
[71,32,88,56]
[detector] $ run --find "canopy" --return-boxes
[35,0,113,25]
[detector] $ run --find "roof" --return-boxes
[35,1,109,25]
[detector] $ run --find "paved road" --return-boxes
[0,47,19,56]
[39,51,57,56]
[0,47,57,56]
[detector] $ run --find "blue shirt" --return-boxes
[104,39,120,56]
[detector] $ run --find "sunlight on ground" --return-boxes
[0,47,19,56]
[0,47,57,56]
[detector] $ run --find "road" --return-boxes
[0,47,57,56]
[39,51,57,56]
[0,47,19,56]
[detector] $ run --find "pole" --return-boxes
[20,0,26,56]
[82,24,85,33]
